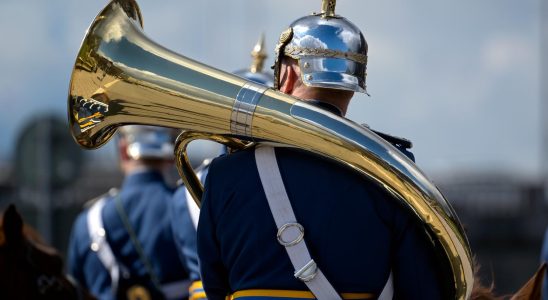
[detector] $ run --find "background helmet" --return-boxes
[273,0,368,94]
[118,125,175,160]
[233,34,274,86]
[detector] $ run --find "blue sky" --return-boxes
[0,0,542,176]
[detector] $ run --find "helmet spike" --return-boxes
[321,0,336,17]
[250,33,267,73]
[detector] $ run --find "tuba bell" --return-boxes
[67,0,473,298]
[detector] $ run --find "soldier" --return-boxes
[68,126,192,300]
[196,1,444,299]
[170,35,274,300]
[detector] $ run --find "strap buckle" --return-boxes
[294,259,318,282]
[277,222,304,247]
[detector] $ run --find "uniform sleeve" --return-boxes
[391,217,443,300]
[197,162,231,300]
[67,213,87,286]
[169,186,201,281]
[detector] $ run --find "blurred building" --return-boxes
[0,158,123,258]
[436,172,547,294]
[0,163,15,206]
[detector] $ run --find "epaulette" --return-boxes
[82,188,119,209]
[361,123,413,150]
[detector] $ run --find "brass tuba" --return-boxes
[67,0,473,298]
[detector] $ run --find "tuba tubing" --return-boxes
[67,0,473,298]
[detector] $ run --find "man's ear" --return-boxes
[279,63,298,94]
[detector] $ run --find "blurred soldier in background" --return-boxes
[196,1,444,299]
[233,34,274,86]
[68,126,192,300]
[170,35,274,300]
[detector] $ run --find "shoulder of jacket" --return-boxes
[361,123,413,150]
[82,187,119,209]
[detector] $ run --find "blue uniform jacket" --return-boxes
[197,145,444,300]
[170,183,203,282]
[68,170,190,300]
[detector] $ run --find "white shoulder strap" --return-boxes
[254,146,342,300]
[378,272,394,300]
[87,196,120,292]
[184,169,203,230]
[185,188,200,230]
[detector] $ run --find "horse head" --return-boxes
[470,263,546,300]
[0,204,95,300]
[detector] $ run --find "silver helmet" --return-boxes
[273,0,368,94]
[118,125,175,160]
[234,34,274,86]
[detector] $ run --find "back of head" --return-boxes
[273,0,368,94]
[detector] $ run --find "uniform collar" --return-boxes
[122,169,164,188]
[308,100,343,117]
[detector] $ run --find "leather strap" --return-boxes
[254,145,342,300]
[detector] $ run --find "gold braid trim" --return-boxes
[284,45,367,64]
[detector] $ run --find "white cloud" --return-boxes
[292,34,328,49]
[338,30,360,49]
[482,33,537,73]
